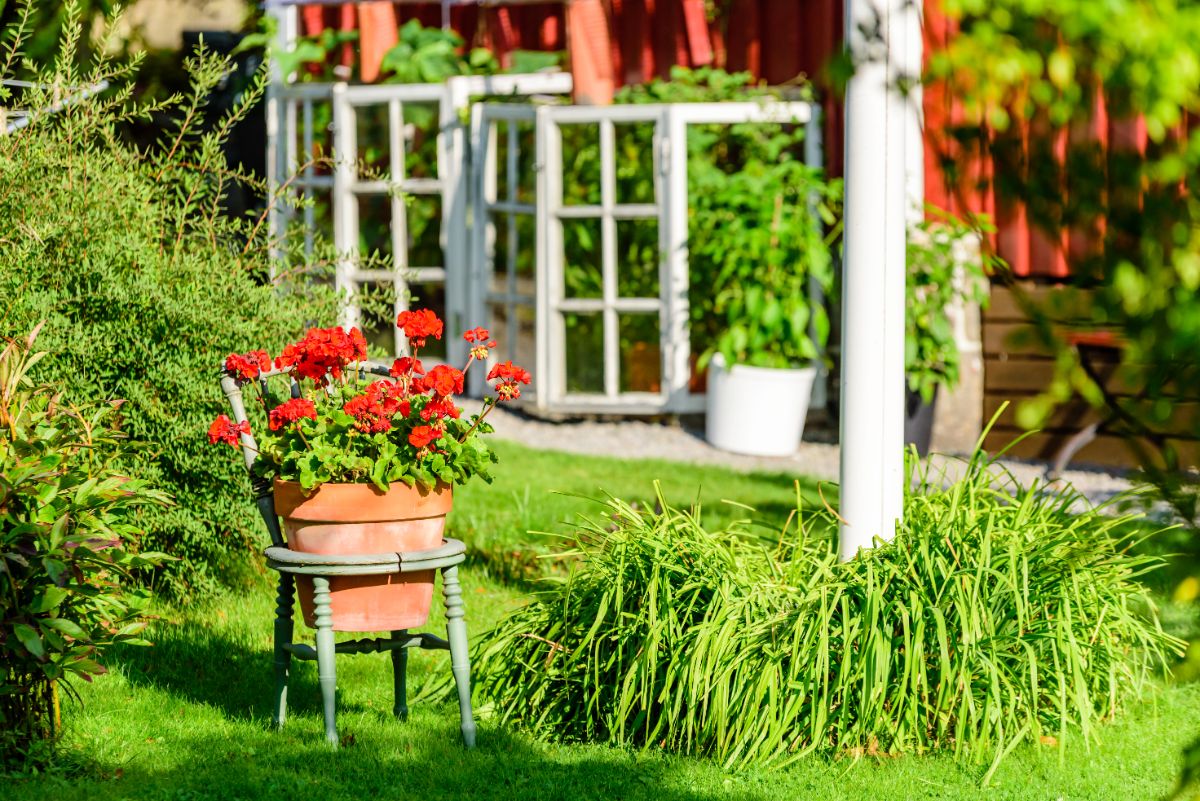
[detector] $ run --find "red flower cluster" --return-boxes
[275,326,367,385]
[208,414,251,447]
[420,395,460,423]
[463,327,497,361]
[224,350,271,381]
[397,309,444,349]
[420,364,464,397]
[487,361,532,401]
[389,356,424,379]
[268,397,318,431]
[408,425,439,449]
[343,380,410,433]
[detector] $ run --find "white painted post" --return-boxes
[838,0,920,560]
[265,1,296,265]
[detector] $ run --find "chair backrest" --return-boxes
[218,360,393,547]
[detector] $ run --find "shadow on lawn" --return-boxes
[64,714,728,801]
[113,612,390,724]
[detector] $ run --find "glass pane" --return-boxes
[488,301,510,358]
[514,120,537,205]
[487,302,535,391]
[295,101,334,170]
[406,194,443,269]
[562,217,603,298]
[620,314,661,394]
[357,281,400,357]
[560,123,601,206]
[403,102,439,180]
[615,123,656,204]
[406,281,447,361]
[564,313,604,394]
[494,121,511,205]
[514,212,536,283]
[514,304,537,383]
[488,211,508,295]
[355,104,391,177]
[616,218,659,298]
[357,194,392,259]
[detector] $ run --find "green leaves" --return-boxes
[905,209,996,402]
[0,333,169,760]
[255,387,498,493]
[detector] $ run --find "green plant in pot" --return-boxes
[905,209,994,455]
[692,144,842,456]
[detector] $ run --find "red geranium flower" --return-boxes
[344,380,410,433]
[420,395,461,422]
[463,327,489,343]
[487,361,532,401]
[389,356,424,378]
[421,364,464,397]
[268,398,317,431]
[408,425,439,449]
[208,414,251,447]
[275,326,367,385]
[463,327,497,361]
[396,309,444,349]
[224,350,271,381]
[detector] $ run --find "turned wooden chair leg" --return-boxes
[442,565,476,748]
[312,575,339,747]
[391,629,409,721]
[272,573,295,729]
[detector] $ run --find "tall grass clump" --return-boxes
[471,455,1182,771]
[0,3,339,595]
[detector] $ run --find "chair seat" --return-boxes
[264,538,467,576]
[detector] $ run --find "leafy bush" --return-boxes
[0,8,339,595]
[905,209,995,402]
[0,329,169,765]
[690,143,841,369]
[469,455,1179,770]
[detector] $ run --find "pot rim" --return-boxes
[273,478,453,522]
[711,353,817,380]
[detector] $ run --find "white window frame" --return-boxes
[265,1,570,364]
[488,101,822,414]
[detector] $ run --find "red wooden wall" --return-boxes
[304,0,1177,281]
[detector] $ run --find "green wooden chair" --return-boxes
[219,364,475,749]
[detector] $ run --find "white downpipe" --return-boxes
[838,0,919,560]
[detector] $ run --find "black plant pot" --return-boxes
[903,386,939,457]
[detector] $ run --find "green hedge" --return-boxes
[0,25,339,595]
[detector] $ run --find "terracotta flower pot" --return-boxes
[273,479,452,632]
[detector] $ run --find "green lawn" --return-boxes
[5,442,1199,801]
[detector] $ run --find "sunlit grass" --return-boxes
[3,442,1198,801]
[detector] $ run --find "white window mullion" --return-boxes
[599,118,618,399]
[662,107,691,410]
[331,83,360,330]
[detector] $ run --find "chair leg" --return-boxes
[312,575,339,747]
[272,573,295,729]
[391,629,409,721]
[442,565,476,748]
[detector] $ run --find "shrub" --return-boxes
[0,8,339,594]
[469,455,1181,770]
[0,329,169,765]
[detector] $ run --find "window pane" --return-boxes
[560,123,601,206]
[564,313,604,394]
[615,122,656,204]
[620,314,660,394]
[562,217,603,298]
[616,217,659,299]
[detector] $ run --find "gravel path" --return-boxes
[467,401,1138,508]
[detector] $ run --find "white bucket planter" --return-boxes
[705,354,817,457]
